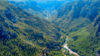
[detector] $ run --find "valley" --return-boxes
[0,0,100,56]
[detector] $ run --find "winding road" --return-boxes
[63,36,80,56]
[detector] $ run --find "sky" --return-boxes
[7,0,66,2]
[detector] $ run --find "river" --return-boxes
[63,36,80,56]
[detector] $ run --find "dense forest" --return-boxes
[0,0,100,56]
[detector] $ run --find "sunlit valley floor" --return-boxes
[0,0,100,56]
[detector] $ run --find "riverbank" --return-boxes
[63,36,80,56]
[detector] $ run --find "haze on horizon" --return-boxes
[7,0,67,2]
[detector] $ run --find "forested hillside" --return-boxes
[0,0,66,56]
[52,0,100,33]
[0,0,100,56]
[51,0,100,56]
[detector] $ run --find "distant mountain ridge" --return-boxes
[7,0,66,19]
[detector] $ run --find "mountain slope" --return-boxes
[0,0,66,56]
[8,0,65,19]
[52,0,100,33]
[51,0,100,56]
[68,16,100,56]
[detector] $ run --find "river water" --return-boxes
[63,36,80,56]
